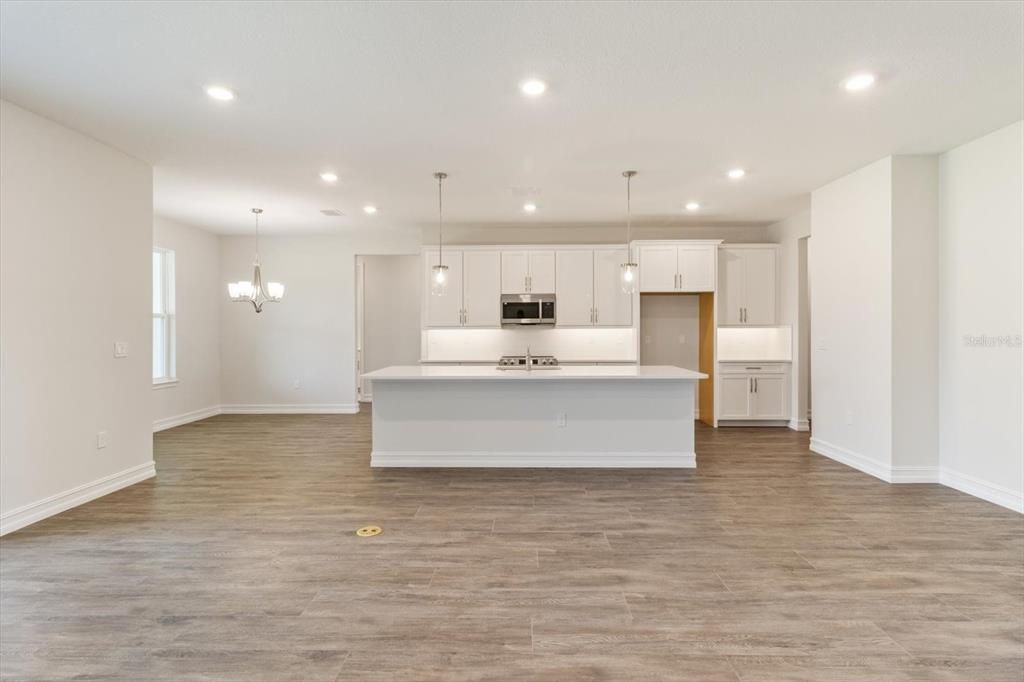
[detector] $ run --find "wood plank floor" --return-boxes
[1,411,1022,681]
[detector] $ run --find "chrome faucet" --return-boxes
[525,345,532,372]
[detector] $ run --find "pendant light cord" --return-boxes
[626,173,631,244]
[438,174,443,264]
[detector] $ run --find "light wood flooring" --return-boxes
[1,411,1022,681]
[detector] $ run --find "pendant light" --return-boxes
[227,208,284,313]
[620,170,638,294]
[431,171,449,296]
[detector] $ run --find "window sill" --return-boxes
[152,378,179,390]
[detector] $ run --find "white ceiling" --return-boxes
[2,1,1021,234]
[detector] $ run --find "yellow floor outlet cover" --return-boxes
[356,525,382,537]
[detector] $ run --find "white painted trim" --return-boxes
[788,418,810,431]
[0,461,156,536]
[153,406,221,432]
[371,451,696,468]
[809,437,892,483]
[220,403,359,414]
[152,378,179,390]
[940,467,1024,514]
[889,465,940,484]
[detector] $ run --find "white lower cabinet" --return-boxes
[717,362,790,422]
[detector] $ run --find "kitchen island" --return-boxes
[361,365,706,468]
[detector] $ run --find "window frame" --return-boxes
[152,247,177,386]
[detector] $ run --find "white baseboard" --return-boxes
[0,461,156,536]
[153,406,221,432]
[889,465,940,484]
[370,451,696,468]
[809,437,892,483]
[940,467,1024,514]
[788,418,810,432]
[220,403,359,414]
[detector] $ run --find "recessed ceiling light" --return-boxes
[727,168,745,180]
[844,72,876,92]
[520,79,547,97]
[363,205,378,215]
[320,172,338,183]
[685,201,700,211]
[523,203,537,213]
[205,85,235,101]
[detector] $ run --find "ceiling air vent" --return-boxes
[320,209,344,217]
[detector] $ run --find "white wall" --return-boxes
[809,157,894,478]
[0,100,154,535]
[937,121,1023,512]
[359,255,421,400]
[152,216,221,429]
[219,229,420,412]
[891,156,939,472]
[766,210,811,429]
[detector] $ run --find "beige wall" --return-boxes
[639,295,700,371]
[1,100,154,533]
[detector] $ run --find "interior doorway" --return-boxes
[355,255,421,402]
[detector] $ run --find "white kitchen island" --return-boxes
[361,365,706,468]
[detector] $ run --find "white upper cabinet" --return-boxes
[461,250,501,327]
[501,250,555,294]
[638,245,677,292]
[423,249,464,327]
[677,245,717,292]
[555,250,594,326]
[592,248,632,326]
[501,251,529,293]
[528,251,555,293]
[555,248,632,327]
[638,243,717,293]
[718,245,778,325]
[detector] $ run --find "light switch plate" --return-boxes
[96,431,108,449]
[113,341,128,358]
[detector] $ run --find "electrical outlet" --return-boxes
[292,380,301,391]
[644,335,651,345]
[556,413,567,428]
[96,431,108,449]
[113,341,128,358]
[678,334,686,345]
[845,410,854,426]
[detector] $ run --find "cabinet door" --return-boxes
[750,374,787,419]
[639,245,678,292]
[424,250,463,327]
[593,247,633,326]
[742,248,777,325]
[528,251,556,294]
[718,248,744,324]
[718,375,752,418]
[462,250,501,327]
[555,250,594,326]
[501,251,529,293]
[677,245,716,292]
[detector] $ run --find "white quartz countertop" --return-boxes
[363,365,707,381]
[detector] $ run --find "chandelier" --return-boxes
[227,208,284,313]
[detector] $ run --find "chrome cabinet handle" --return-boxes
[594,308,599,324]
[754,378,758,393]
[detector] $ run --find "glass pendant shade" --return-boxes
[620,262,638,294]
[430,264,449,296]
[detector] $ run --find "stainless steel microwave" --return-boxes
[501,294,556,326]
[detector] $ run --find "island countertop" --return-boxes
[362,364,707,381]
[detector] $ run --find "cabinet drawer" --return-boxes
[718,362,788,374]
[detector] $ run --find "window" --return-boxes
[152,248,176,383]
